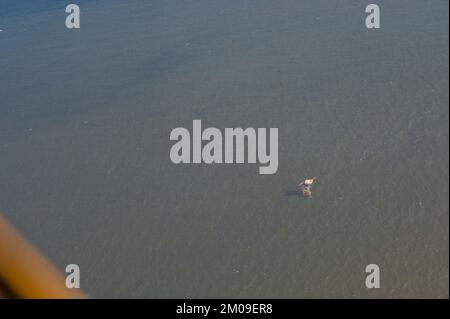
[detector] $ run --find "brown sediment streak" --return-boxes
[0,213,86,299]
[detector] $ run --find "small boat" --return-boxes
[298,177,316,197]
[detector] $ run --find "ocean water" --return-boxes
[0,0,448,298]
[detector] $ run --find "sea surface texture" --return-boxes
[0,0,448,298]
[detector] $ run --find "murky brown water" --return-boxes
[0,0,448,298]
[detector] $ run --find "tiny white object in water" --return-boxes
[303,177,316,186]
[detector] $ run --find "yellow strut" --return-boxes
[0,213,86,299]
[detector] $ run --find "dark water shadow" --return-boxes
[284,190,300,197]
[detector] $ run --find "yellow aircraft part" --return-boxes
[0,213,86,299]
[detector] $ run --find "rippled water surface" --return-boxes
[0,0,448,298]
